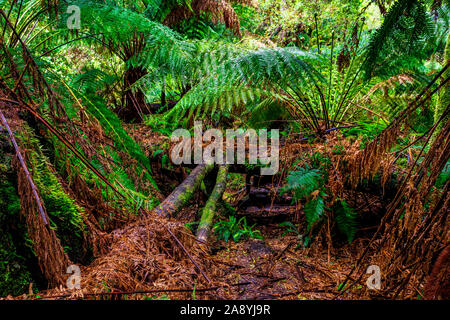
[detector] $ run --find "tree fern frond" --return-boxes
[363,0,435,79]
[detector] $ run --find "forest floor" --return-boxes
[8,219,366,300]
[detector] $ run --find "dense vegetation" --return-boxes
[0,0,448,300]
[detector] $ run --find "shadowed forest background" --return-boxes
[0,0,448,300]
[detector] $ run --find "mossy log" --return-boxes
[196,165,229,242]
[152,163,214,217]
[434,32,449,135]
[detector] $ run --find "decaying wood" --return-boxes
[197,164,229,242]
[152,163,214,217]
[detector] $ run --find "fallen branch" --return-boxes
[32,281,255,300]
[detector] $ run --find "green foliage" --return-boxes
[0,230,34,297]
[184,221,200,233]
[282,162,359,243]
[282,164,326,232]
[363,0,436,79]
[283,166,322,199]
[242,0,363,47]
[144,294,170,300]
[278,221,311,248]
[435,161,450,189]
[173,15,233,40]
[144,114,177,135]
[213,216,263,242]
[333,200,357,243]
[0,147,34,297]
[25,137,86,261]
[72,72,159,190]
[344,120,388,146]
[304,192,326,231]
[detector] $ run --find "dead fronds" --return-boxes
[164,0,242,36]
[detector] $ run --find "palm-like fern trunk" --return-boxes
[122,66,148,122]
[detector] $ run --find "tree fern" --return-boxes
[70,70,159,190]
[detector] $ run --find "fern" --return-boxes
[282,167,326,232]
[282,167,322,199]
[334,200,357,243]
[283,166,359,241]
[363,0,435,79]
[304,192,326,231]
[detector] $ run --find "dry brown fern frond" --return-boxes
[163,0,242,36]
[339,112,450,299]
[424,244,450,300]
[82,214,218,298]
[344,63,449,189]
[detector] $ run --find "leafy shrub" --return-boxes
[213,216,262,242]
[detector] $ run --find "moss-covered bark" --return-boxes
[0,138,34,297]
[434,32,450,134]
[196,165,229,242]
[152,163,214,217]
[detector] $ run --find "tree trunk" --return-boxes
[122,66,148,122]
[196,165,229,242]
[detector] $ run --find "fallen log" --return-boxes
[152,163,214,217]
[196,165,229,242]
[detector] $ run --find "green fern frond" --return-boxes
[363,0,435,79]
[334,200,357,243]
[282,167,322,199]
[304,193,325,231]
